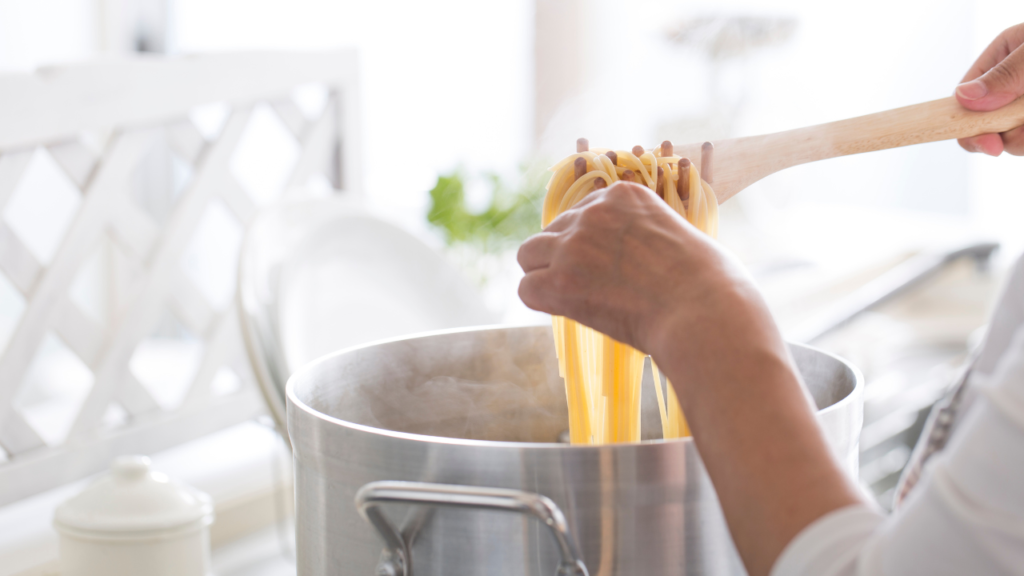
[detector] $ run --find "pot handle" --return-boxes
[355,481,589,576]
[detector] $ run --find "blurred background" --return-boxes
[2,1,1024,574]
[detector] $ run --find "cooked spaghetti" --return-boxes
[543,139,719,444]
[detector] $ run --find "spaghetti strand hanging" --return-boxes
[543,139,719,444]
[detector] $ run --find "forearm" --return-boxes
[650,287,867,576]
[516,184,868,574]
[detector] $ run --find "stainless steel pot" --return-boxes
[287,326,863,576]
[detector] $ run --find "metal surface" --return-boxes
[356,482,588,576]
[783,240,997,508]
[790,240,998,344]
[287,325,863,576]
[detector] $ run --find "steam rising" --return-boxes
[331,374,568,443]
[300,328,671,444]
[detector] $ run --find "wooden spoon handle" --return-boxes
[795,95,1024,160]
[707,96,1024,202]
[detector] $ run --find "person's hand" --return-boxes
[957,23,1024,156]
[517,182,864,576]
[517,182,772,363]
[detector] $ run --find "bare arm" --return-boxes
[646,266,864,576]
[517,184,866,576]
[518,26,1024,573]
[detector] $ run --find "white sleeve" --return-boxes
[770,505,883,576]
[771,325,1024,576]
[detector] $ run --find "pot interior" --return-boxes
[290,326,858,444]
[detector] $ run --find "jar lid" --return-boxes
[54,456,214,534]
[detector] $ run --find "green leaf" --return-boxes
[426,164,546,252]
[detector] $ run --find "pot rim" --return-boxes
[286,323,863,451]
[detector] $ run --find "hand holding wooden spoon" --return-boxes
[956,23,1024,156]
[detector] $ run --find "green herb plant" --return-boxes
[426,164,547,254]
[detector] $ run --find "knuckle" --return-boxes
[516,242,530,266]
[518,277,540,308]
[517,235,546,267]
[987,62,1018,86]
[550,269,580,295]
[561,234,590,261]
[520,273,561,313]
[592,198,617,216]
[606,180,630,195]
[579,207,620,235]
[606,181,639,201]
[1007,23,1024,41]
[578,202,610,226]
[986,50,1024,92]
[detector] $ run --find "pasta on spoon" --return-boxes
[543,138,720,444]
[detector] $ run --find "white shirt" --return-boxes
[771,253,1024,576]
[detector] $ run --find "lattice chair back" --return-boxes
[0,52,361,506]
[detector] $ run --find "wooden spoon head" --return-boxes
[673,138,761,204]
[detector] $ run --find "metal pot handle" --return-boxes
[355,481,589,576]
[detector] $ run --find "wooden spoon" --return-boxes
[668,95,1024,203]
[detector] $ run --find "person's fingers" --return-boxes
[958,125,1024,156]
[955,25,1024,155]
[518,268,560,314]
[542,207,582,233]
[542,185,616,233]
[546,182,649,231]
[517,232,558,273]
[563,185,608,212]
[1001,125,1024,156]
[959,25,1024,83]
[956,34,1024,112]
[958,133,1005,156]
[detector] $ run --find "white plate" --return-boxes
[277,211,496,371]
[238,198,497,431]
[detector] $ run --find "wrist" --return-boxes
[645,281,788,381]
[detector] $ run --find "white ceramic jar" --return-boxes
[54,455,215,576]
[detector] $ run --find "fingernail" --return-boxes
[956,79,988,101]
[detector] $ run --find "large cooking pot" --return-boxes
[287,325,862,576]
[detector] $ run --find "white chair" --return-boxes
[0,51,361,506]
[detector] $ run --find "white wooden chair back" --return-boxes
[0,51,361,506]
